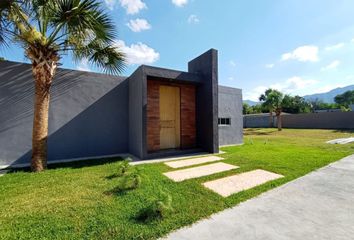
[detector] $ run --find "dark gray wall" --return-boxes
[188,49,219,153]
[128,67,145,159]
[282,112,354,129]
[0,61,129,167]
[244,114,276,128]
[244,112,354,129]
[218,86,243,145]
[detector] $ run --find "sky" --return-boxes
[2,0,354,101]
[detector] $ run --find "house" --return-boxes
[0,49,243,169]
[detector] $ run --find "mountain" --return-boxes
[243,100,259,106]
[303,85,354,103]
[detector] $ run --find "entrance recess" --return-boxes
[159,85,181,149]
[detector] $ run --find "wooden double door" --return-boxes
[159,85,180,149]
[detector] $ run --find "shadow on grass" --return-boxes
[331,129,354,134]
[244,128,278,136]
[104,188,129,197]
[49,157,124,169]
[9,157,124,173]
[105,173,122,180]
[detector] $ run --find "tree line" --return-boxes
[243,89,354,131]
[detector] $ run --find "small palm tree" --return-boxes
[259,89,275,128]
[0,0,125,172]
[260,89,284,131]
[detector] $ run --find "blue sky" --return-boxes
[2,0,354,101]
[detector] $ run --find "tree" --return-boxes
[334,90,354,107]
[260,89,284,131]
[259,89,275,127]
[308,99,339,112]
[282,95,310,113]
[243,103,264,115]
[243,103,251,115]
[1,0,125,172]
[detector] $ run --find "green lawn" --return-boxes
[1,129,353,240]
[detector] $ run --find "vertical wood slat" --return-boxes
[147,81,160,151]
[180,85,196,149]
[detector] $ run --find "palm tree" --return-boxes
[260,89,284,131]
[259,89,275,128]
[0,0,125,172]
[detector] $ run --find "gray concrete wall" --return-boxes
[188,49,219,153]
[244,114,276,128]
[128,67,145,159]
[244,112,354,129]
[282,112,354,129]
[0,61,129,167]
[218,86,243,146]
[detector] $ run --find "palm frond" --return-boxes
[71,38,125,74]
[1,0,126,74]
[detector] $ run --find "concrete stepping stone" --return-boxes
[327,137,354,145]
[164,163,239,182]
[203,169,284,197]
[165,156,224,168]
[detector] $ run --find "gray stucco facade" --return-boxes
[0,49,243,168]
[218,86,243,146]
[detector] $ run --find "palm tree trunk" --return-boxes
[277,112,282,131]
[31,78,50,172]
[269,111,273,128]
[29,52,58,172]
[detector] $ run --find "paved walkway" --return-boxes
[165,154,354,240]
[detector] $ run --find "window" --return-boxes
[218,117,231,126]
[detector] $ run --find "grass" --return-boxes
[0,128,353,240]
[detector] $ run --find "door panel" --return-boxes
[160,86,180,149]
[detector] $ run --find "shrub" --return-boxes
[137,190,173,222]
[117,160,130,177]
[113,172,141,192]
[107,160,131,179]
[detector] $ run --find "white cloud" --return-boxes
[244,77,319,101]
[229,60,236,67]
[285,77,318,90]
[265,63,274,68]
[325,43,344,51]
[351,38,354,43]
[172,0,188,7]
[126,18,151,32]
[114,40,159,65]
[188,14,200,24]
[105,0,116,10]
[228,77,235,81]
[77,59,91,72]
[244,86,267,101]
[119,0,146,14]
[321,60,340,71]
[281,45,319,62]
